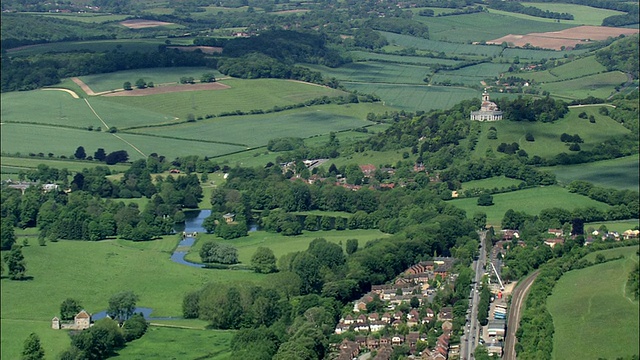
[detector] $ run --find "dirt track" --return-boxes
[41,88,80,99]
[72,77,97,95]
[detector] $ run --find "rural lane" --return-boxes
[503,269,540,360]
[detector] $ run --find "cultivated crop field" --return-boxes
[302,62,431,85]
[380,32,503,57]
[520,3,627,26]
[0,237,266,359]
[415,11,571,42]
[185,229,390,264]
[542,154,639,190]
[526,56,608,84]
[78,67,223,94]
[343,83,478,111]
[472,106,632,159]
[538,71,628,100]
[348,51,461,66]
[448,185,611,227]
[547,246,639,360]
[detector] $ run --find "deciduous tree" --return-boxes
[107,291,139,322]
[60,298,83,320]
[251,247,277,274]
[21,332,44,360]
[4,244,27,280]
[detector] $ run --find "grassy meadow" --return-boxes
[541,154,639,191]
[547,245,639,360]
[526,56,608,84]
[539,71,628,100]
[447,185,611,227]
[0,156,130,174]
[185,229,390,264]
[584,220,640,233]
[520,3,626,26]
[0,235,269,359]
[459,176,524,191]
[472,106,632,159]
[302,62,432,85]
[115,326,234,359]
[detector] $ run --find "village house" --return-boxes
[359,164,377,177]
[544,237,565,248]
[337,339,360,360]
[623,229,639,240]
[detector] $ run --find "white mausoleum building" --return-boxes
[470,89,503,121]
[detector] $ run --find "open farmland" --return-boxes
[488,26,639,51]
[127,103,376,148]
[447,185,611,227]
[100,78,347,120]
[431,62,512,85]
[509,3,626,26]
[78,67,223,94]
[23,12,130,23]
[343,83,478,111]
[459,176,524,192]
[0,237,266,360]
[547,246,639,360]
[538,71,628,100]
[472,106,632,159]
[0,156,130,174]
[585,220,640,234]
[348,51,461,66]
[381,32,503,57]
[526,56,608,84]
[302,62,431,85]
[416,11,571,42]
[541,154,639,190]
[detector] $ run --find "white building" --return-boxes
[470,89,503,121]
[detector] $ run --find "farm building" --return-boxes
[470,89,503,121]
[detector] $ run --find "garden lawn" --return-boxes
[541,154,639,191]
[185,229,390,264]
[472,106,632,159]
[115,326,234,360]
[447,185,611,227]
[547,246,639,360]
[0,237,263,359]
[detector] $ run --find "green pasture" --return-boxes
[342,83,478,112]
[431,62,512,85]
[101,78,347,120]
[539,71,628,100]
[447,185,611,227]
[327,147,416,169]
[0,123,144,161]
[380,32,503,57]
[128,103,376,148]
[526,56,608,84]
[472,106,632,159]
[0,237,265,359]
[25,12,130,23]
[1,89,97,128]
[79,67,223,93]
[585,220,640,234]
[116,326,234,359]
[5,38,194,57]
[518,3,626,26]
[460,176,524,191]
[541,154,639,191]
[0,156,130,174]
[501,47,590,61]
[348,51,461,66]
[147,319,211,329]
[547,246,639,360]
[410,7,468,16]
[302,62,431,85]
[185,229,390,264]
[414,11,571,42]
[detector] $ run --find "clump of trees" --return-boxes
[199,241,239,264]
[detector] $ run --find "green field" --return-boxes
[0,156,130,174]
[79,67,224,93]
[342,83,478,111]
[541,154,639,191]
[460,176,524,191]
[115,326,234,359]
[539,71,628,100]
[585,220,640,233]
[381,32,503,57]
[415,11,571,43]
[447,185,611,227]
[99,78,348,120]
[547,246,639,360]
[526,56,608,84]
[431,62,512,85]
[520,3,626,26]
[348,51,461,66]
[185,229,390,264]
[472,106,632,159]
[303,62,431,85]
[0,236,266,359]
[24,12,130,23]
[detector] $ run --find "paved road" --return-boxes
[503,270,540,360]
[461,231,487,360]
